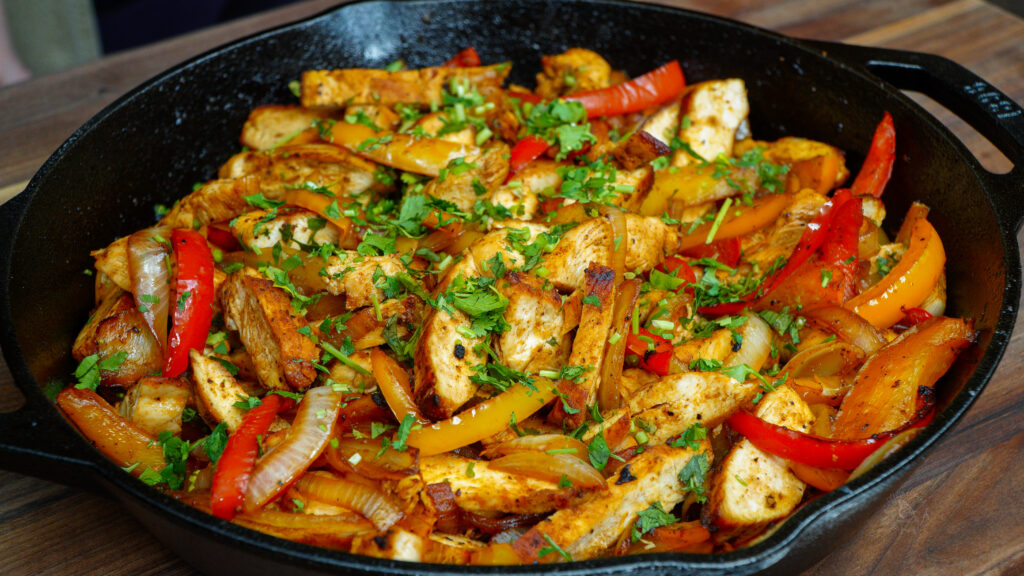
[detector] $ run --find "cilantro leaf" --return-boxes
[678,452,711,503]
[587,432,611,471]
[73,351,127,391]
[202,423,228,464]
[631,501,679,543]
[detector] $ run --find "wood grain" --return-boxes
[0,1,1021,575]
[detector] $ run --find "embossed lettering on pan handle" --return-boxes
[802,39,1024,233]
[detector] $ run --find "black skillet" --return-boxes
[1,0,1022,574]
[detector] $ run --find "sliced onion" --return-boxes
[789,376,847,407]
[243,385,344,512]
[419,228,456,253]
[848,427,923,482]
[606,206,627,282]
[470,543,522,565]
[464,511,547,535]
[599,278,641,411]
[803,306,887,355]
[481,434,588,462]
[370,348,428,424]
[724,313,772,371]
[127,226,172,349]
[324,435,418,480]
[788,461,849,492]
[444,229,485,257]
[488,451,606,489]
[786,341,865,379]
[234,506,374,548]
[295,470,404,530]
[237,507,369,530]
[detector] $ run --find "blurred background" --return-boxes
[0,0,304,86]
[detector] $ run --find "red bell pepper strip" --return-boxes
[507,136,550,179]
[163,229,215,377]
[567,60,685,119]
[656,256,698,289]
[442,46,482,68]
[725,388,935,471]
[507,90,542,105]
[697,190,855,317]
[679,236,742,268]
[850,112,895,198]
[893,307,935,332]
[210,394,287,520]
[819,196,863,300]
[820,197,862,270]
[762,188,854,295]
[626,327,674,376]
[205,224,242,252]
[901,307,934,326]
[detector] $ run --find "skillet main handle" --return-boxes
[804,40,1024,233]
[0,191,102,492]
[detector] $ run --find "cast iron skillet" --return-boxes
[1,0,1022,574]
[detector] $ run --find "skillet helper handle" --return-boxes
[803,40,1024,233]
[0,190,101,492]
[0,395,102,493]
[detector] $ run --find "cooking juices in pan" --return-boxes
[55,47,974,563]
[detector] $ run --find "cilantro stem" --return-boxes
[321,341,372,376]
[705,197,733,245]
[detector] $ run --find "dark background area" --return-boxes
[94,0,303,54]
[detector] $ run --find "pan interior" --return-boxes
[3,0,1011,573]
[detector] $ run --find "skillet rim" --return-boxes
[1,0,1019,573]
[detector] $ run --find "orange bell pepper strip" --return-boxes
[325,121,478,177]
[844,218,945,329]
[566,60,685,119]
[406,380,558,456]
[850,112,895,198]
[282,188,353,235]
[370,348,429,425]
[57,387,166,473]
[832,316,975,440]
[676,192,791,252]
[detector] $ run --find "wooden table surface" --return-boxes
[1,0,1022,574]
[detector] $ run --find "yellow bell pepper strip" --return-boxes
[844,218,945,329]
[325,121,478,177]
[566,60,685,119]
[641,164,717,217]
[57,387,166,474]
[832,316,975,440]
[406,380,558,456]
[676,192,791,252]
[850,112,895,198]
